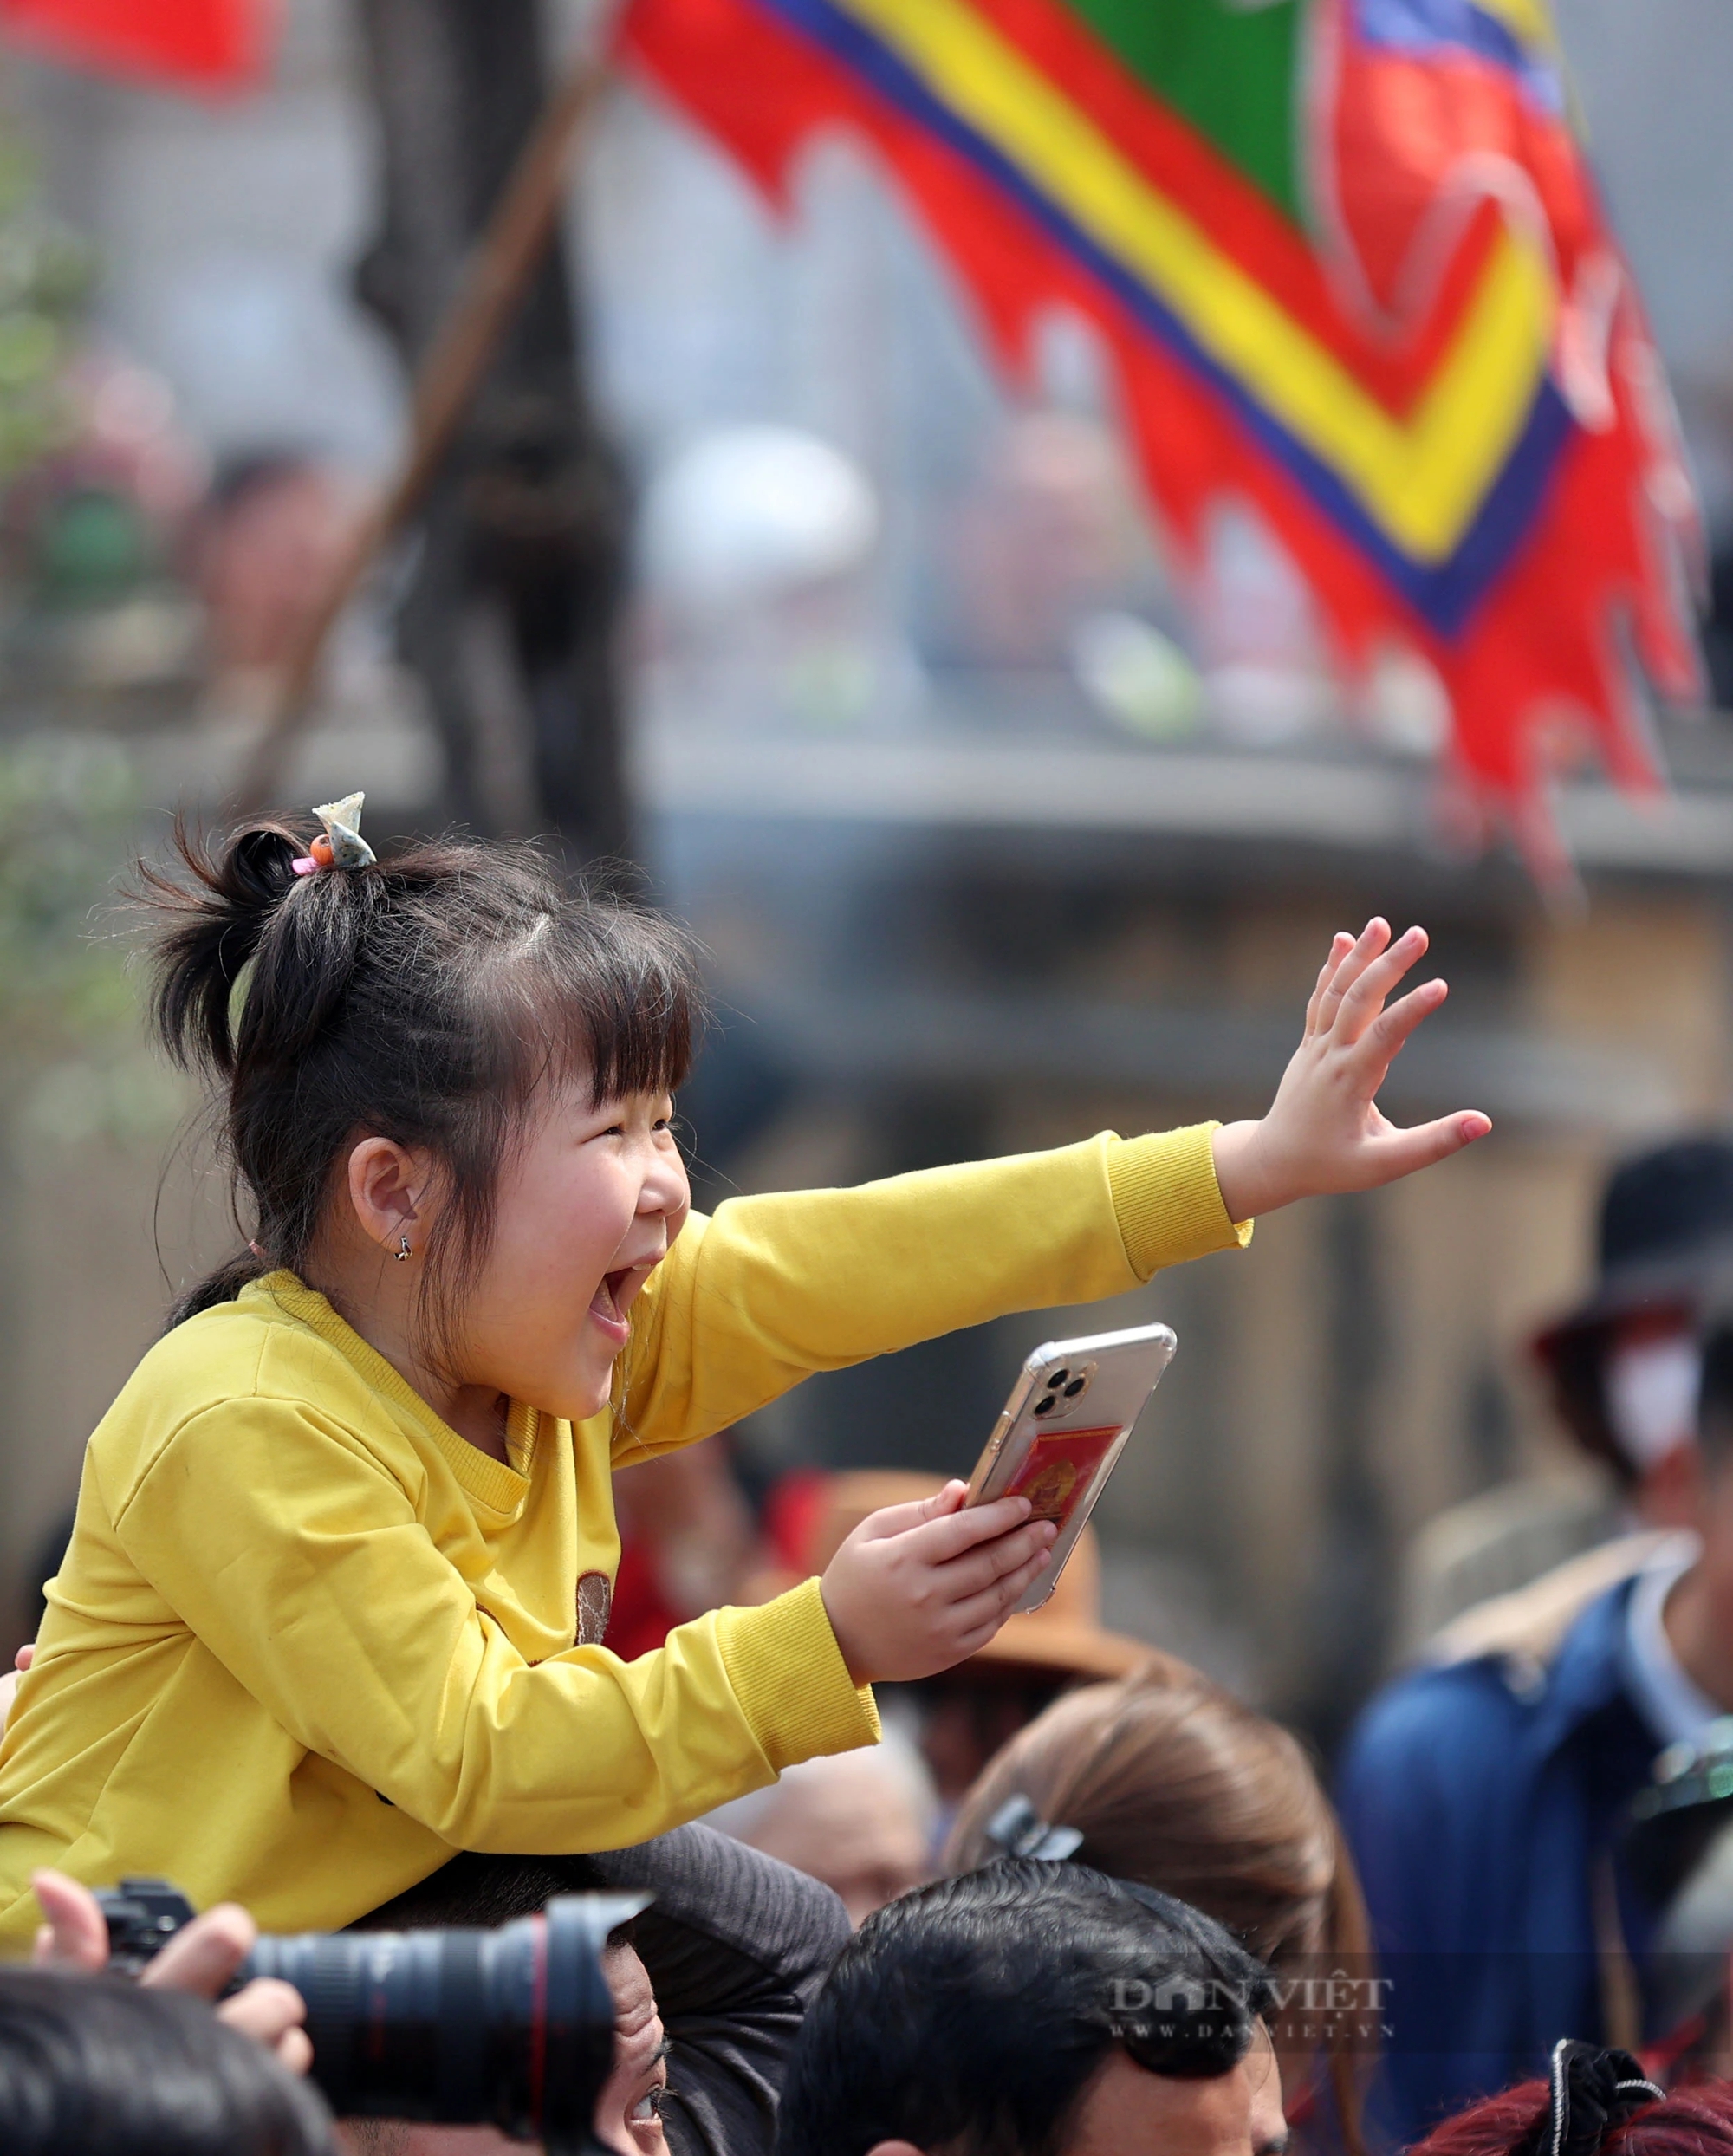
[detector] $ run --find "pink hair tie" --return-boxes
[291,856,320,877]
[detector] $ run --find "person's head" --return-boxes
[140,819,703,1416]
[193,455,365,675]
[944,1661,1369,2153]
[1534,1136,1733,1523]
[944,1660,1362,1973]
[1410,2055,1733,2156]
[709,1731,938,1925]
[776,1858,1283,2156]
[948,1655,1371,2147]
[0,1966,334,2156]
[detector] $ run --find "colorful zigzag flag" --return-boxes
[620,0,1704,863]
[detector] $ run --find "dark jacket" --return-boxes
[1339,1578,1661,2146]
[353,1822,850,2156]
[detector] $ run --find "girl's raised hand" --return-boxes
[820,1482,1057,1685]
[1210,918,1491,1222]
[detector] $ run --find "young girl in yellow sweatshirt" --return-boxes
[0,800,1487,1945]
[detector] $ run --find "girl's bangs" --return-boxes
[499,907,704,1109]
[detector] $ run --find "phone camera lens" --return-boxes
[1033,1395,1058,1417]
[1046,1369,1069,1389]
[1063,1378,1087,1399]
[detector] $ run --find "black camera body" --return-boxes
[93,1877,204,1978]
[94,1874,641,2154]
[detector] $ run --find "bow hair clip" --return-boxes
[292,792,377,876]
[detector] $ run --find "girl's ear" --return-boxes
[344,1136,436,1257]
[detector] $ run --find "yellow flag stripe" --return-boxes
[835,0,1557,562]
[1472,0,1559,55]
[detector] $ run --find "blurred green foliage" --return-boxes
[0,128,91,487]
[0,129,177,1151]
[0,733,136,1042]
[0,736,183,1153]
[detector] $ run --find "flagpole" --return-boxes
[232,22,616,816]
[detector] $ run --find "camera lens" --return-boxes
[244,1891,642,2153]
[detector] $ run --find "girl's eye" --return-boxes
[629,2086,665,2121]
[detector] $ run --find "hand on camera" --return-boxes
[29,1868,312,2075]
[820,1482,1055,1685]
[1210,917,1492,1222]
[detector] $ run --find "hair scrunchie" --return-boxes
[1518,2039,1664,2156]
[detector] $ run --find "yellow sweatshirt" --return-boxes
[0,1124,1244,1945]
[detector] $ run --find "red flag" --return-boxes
[0,0,272,90]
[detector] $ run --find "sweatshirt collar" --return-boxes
[240,1270,537,1516]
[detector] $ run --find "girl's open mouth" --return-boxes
[587,1267,634,1347]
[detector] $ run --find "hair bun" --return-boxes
[138,816,326,1079]
[230,827,302,906]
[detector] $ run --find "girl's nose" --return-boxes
[640,1151,690,1216]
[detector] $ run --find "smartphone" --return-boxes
[964,1322,1177,1614]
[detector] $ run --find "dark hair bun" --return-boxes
[141,818,310,1078]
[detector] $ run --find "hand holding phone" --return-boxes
[816,1322,1177,1682]
[818,1484,1059,1686]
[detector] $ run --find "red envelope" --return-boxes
[999,1425,1120,1529]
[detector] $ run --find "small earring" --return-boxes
[395,1233,412,1263]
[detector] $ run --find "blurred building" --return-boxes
[5,0,1733,1749]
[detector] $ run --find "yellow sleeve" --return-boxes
[618,1122,1247,1458]
[109,1403,877,1854]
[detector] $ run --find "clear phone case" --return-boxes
[964,1321,1178,1614]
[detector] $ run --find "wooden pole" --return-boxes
[233,36,614,815]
